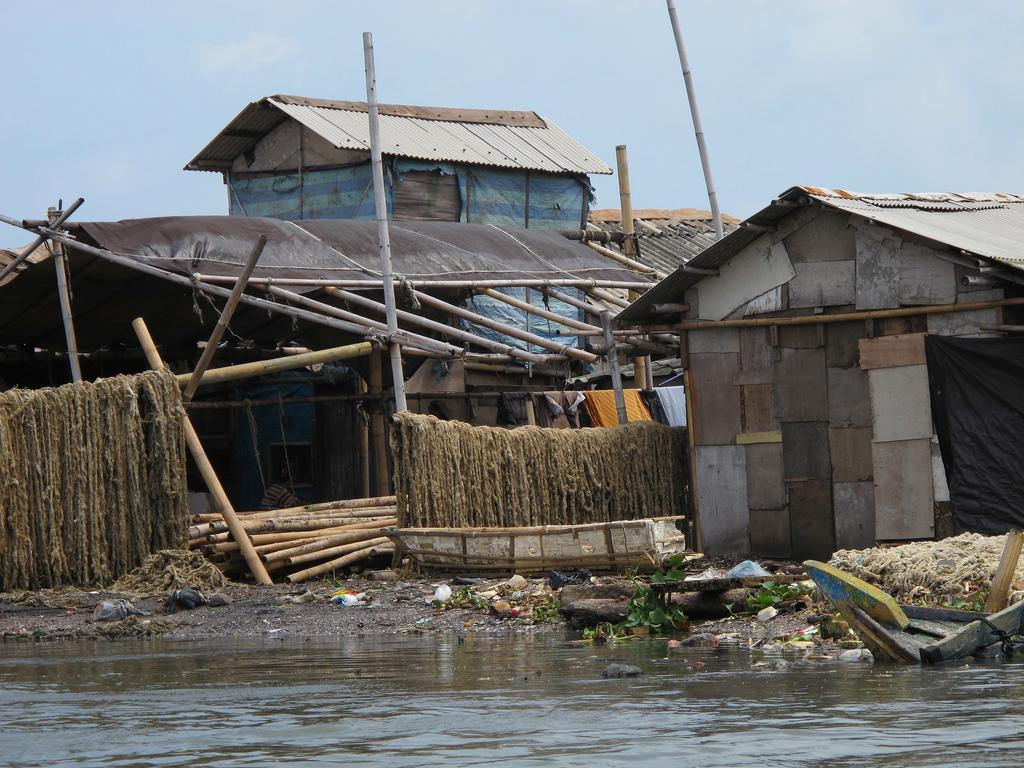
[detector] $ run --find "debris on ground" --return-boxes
[549,569,592,588]
[93,599,147,621]
[602,663,643,678]
[112,549,228,596]
[164,587,207,612]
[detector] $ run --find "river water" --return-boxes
[2,635,1023,767]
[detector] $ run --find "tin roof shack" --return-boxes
[618,186,1024,560]
[187,95,610,230]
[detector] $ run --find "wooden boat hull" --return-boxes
[388,517,687,575]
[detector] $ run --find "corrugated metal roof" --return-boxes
[586,209,740,276]
[618,186,1024,324]
[186,95,611,175]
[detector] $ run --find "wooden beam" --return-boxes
[175,341,374,388]
[601,310,628,424]
[985,530,1024,613]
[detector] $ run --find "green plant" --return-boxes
[531,595,562,623]
[582,622,630,642]
[624,582,688,634]
[439,585,488,610]
[745,581,814,612]
[649,553,689,585]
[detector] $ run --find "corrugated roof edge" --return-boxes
[271,94,549,128]
[617,185,1024,325]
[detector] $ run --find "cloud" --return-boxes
[196,32,303,75]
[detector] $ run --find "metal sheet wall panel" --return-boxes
[788,260,856,309]
[688,327,740,354]
[695,445,750,557]
[787,479,835,560]
[872,438,935,540]
[778,324,822,349]
[697,238,795,321]
[781,422,832,480]
[749,509,792,559]
[737,326,776,384]
[833,481,875,550]
[829,426,874,482]
[773,348,828,422]
[868,364,933,442]
[827,366,871,427]
[688,352,742,445]
[826,322,867,368]
[897,241,957,306]
[855,229,900,310]
[746,442,786,510]
[782,209,856,263]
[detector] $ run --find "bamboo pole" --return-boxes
[174,342,374,388]
[358,375,372,498]
[287,543,395,583]
[414,290,598,363]
[51,234,82,383]
[601,310,628,424]
[615,145,651,391]
[587,286,631,309]
[676,296,1024,331]
[542,287,607,318]
[266,530,391,564]
[286,536,391,567]
[182,235,267,403]
[194,275,657,290]
[584,240,665,280]
[0,197,83,282]
[132,317,273,585]
[213,528,364,552]
[985,530,1024,613]
[479,288,599,332]
[369,351,390,496]
[206,518,395,544]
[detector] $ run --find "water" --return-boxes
[2,636,1023,767]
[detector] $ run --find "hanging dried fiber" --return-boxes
[0,370,188,591]
[391,412,688,529]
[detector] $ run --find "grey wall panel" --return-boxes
[779,324,822,349]
[827,366,871,427]
[782,210,856,263]
[898,241,956,306]
[741,383,779,433]
[868,364,933,442]
[746,442,786,510]
[781,421,831,480]
[789,260,856,309]
[788,479,835,560]
[774,348,828,422]
[829,426,874,482]
[695,445,750,557]
[927,290,1002,336]
[825,321,867,369]
[855,229,900,310]
[688,327,740,354]
[689,352,742,445]
[737,326,776,384]
[872,438,935,540]
[750,509,792,559]
[833,481,875,550]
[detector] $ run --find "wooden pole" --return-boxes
[358,375,372,498]
[985,530,1024,613]
[601,310,628,424]
[369,350,389,496]
[194,274,657,290]
[287,543,394,583]
[132,317,273,585]
[174,341,374,389]
[363,31,408,413]
[48,204,82,383]
[616,145,651,391]
[0,197,83,282]
[182,235,267,403]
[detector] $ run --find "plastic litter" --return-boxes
[726,560,771,578]
[548,569,592,589]
[93,599,147,622]
[331,589,366,606]
[432,585,452,604]
[164,587,207,613]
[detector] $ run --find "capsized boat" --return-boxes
[804,560,1024,664]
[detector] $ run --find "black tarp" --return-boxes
[925,335,1024,534]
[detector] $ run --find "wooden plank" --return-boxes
[688,352,742,445]
[688,326,740,354]
[749,509,791,559]
[694,445,749,557]
[825,321,867,369]
[787,479,835,560]
[872,438,935,540]
[788,260,856,309]
[736,327,776,385]
[782,422,831,480]
[858,333,926,370]
[868,365,933,442]
[827,366,871,427]
[697,237,795,321]
[741,383,778,433]
[746,442,786,510]
[773,347,828,422]
[898,241,956,306]
[921,599,1024,665]
[829,426,874,482]
[855,228,900,310]
[833,481,875,550]
[984,530,1024,613]
[737,430,782,445]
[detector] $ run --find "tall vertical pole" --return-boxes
[616,145,651,389]
[49,205,82,383]
[601,310,628,425]
[666,0,723,240]
[362,31,408,413]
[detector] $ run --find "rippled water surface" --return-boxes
[2,635,1023,767]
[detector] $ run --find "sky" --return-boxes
[2,0,1022,241]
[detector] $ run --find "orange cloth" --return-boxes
[583,389,652,427]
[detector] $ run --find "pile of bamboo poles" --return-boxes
[188,495,397,583]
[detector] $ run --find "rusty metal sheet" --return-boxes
[829,426,874,482]
[825,321,867,369]
[778,324,822,349]
[749,509,791,559]
[773,347,828,422]
[737,326,776,384]
[833,481,875,550]
[688,352,742,445]
[788,260,856,309]
[741,383,778,433]
[787,479,835,560]
[746,442,786,510]
[688,327,740,354]
[782,422,831,480]
[695,445,749,557]
[898,240,956,306]
[855,229,900,310]
[872,438,935,540]
[827,366,871,427]
[868,364,933,442]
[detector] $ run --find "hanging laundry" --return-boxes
[582,389,652,427]
[655,386,687,427]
